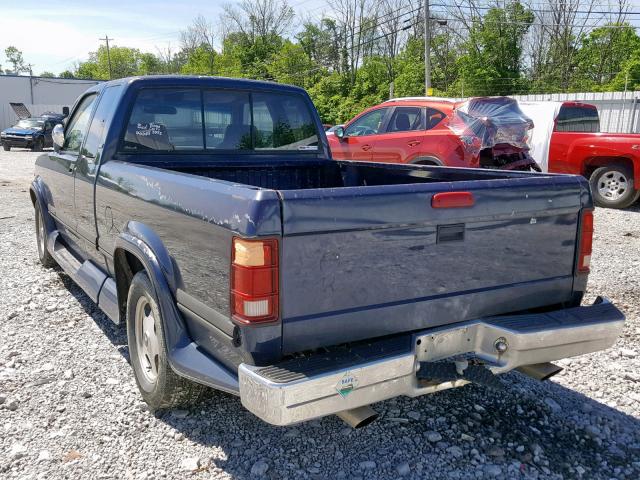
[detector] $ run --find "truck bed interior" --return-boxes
[170,160,537,191]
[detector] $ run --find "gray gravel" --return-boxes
[1,150,639,479]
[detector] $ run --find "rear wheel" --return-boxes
[127,271,205,410]
[2,144,10,151]
[34,203,56,268]
[589,165,640,209]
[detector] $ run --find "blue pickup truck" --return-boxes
[31,76,624,427]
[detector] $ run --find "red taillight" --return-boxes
[578,210,594,273]
[231,237,279,325]
[432,192,475,208]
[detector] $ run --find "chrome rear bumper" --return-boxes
[239,298,624,426]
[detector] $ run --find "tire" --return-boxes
[34,202,56,268]
[3,144,10,151]
[589,165,640,209]
[32,138,43,152]
[126,271,205,410]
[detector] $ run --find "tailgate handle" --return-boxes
[437,224,465,243]
[432,191,475,208]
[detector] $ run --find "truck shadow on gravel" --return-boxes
[58,270,640,480]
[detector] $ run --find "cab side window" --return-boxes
[386,107,424,133]
[345,108,389,137]
[63,94,98,153]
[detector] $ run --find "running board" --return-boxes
[48,231,120,325]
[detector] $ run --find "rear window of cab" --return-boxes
[121,88,320,153]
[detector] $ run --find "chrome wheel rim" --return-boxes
[135,296,160,384]
[36,211,46,259]
[598,170,628,201]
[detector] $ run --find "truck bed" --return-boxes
[161,160,588,353]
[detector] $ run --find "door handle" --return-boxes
[68,160,77,173]
[407,140,421,147]
[361,144,372,151]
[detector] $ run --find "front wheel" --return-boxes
[2,144,10,151]
[127,271,205,410]
[589,165,640,209]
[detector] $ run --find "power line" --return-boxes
[439,1,640,16]
[438,16,640,29]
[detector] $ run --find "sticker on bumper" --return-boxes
[336,371,358,398]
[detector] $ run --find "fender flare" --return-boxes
[114,226,239,393]
[29,178,56,237]
[115,227,185,349]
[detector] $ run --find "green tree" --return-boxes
[350,56,389,109]
[296,20,340,71]
[393,38,426,97]
[75,45,144,79]
[608,49,640,91]
[266,41,316,88]
[138,53,164,75]
[59,70,75,79]
[39,71,55,78]
[5,46,26,74]
[306,72,351,124]
[573,23,640,91]
[181,44,217,75]
[216,31,284,80]
[457,2,533,95]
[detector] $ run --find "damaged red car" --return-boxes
[328,96,539,171]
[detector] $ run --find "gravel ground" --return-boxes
[1,150,639,480]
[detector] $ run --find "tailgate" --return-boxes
[278,174,587,353]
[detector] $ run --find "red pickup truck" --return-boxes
[519,101,640,209]
[328,97,538,171]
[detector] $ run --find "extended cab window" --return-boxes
[556,105,600,133]
[123,89,203,152]
[346,108,389,136]
[386,107,424,133]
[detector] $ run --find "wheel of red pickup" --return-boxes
[126,271,205,410]
[589,165,640,209]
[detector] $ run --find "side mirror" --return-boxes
[62,106,70,118]
[335,126,346,140]
[52,124,64,151]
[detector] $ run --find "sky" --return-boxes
[0,0,325,75]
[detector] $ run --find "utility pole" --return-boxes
[99,35,114,79]
[27,63,34,104]
[424,0,431,95]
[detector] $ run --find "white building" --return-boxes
[0,74,100,130]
